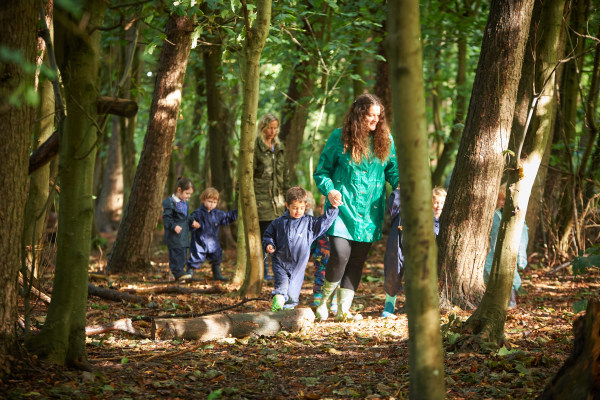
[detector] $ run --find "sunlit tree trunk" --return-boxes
[26,0,105,369]
[23,2,55,278]
[466,0,565,346]
[95,116,123,232]
[388,1,445,398]
[437,0,535,309]
[0,0,37,377]
[237,0,272,298]
[374,20,392,125]
[107,13,194,273]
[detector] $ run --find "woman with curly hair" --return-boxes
[313,93,399,322]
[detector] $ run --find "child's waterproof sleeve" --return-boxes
[310,206,340,238]
[162,200,176,232]
[219,209,238,225]
[262,220,277,252]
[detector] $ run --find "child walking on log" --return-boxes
[263,186,339,311]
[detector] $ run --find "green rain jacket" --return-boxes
[314,128,399,242]
[254,136,288,221]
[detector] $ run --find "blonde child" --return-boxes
[187,187,237,281]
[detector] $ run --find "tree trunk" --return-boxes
[23,4,55,277]
[538,300,600,399]
[26,0,105,370]
[205,41,227,191]
[0,0,37,378]
[431,33,468,187]
[374,21,392,126]
[152,308,314,341]
[107,13,194,273]
[466,0,565,346]
[95,116,124,233]
[388,1,445,398]
[437,0,535,309]
[553,0,590,254]
[121,21,142,206]
[237,0,272,298]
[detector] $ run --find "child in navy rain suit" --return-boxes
[263,186,339,311]
[187,187,238,281]
[162,178,200,281]
[381,187,446,317]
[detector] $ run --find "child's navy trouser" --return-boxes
[188,245,223,269]
[169,247,188,278]
[272,263,308,308]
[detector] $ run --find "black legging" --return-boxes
[325,236,372,291]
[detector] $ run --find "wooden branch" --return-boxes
[121,285,225,295]
[88,283,145,304]
[97,96,138,117]
[19,274,51,305]
[152,308,315,340]
[28,130,58,174]
[86,318,148,338]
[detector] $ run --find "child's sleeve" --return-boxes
[262,220,277,252]
[220,209,238,225]
[387,189,401,220]
[162,200,176,232]
[310,206,339,238]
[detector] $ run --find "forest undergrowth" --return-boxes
[2,230,598,400]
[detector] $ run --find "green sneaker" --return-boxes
[271,295,285,312]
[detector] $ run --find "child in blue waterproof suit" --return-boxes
[187,187,238,281]
[162,178,200,281]
[381,187,446,318]
[263,186,339,311]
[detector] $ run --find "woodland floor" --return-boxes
[2,230,599,400]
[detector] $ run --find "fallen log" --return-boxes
[121,285,225,295]
[86,318,147,338]
[538,300,600,399]
[19,275,51,305]
[152,308,315,341]
[88,283,145,304]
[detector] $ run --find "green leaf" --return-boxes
[515,362,529,375]
[207,389,223,400]
[121,357,129,364]
[573,299,588,313]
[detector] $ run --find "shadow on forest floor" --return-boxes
[3,231,599,399]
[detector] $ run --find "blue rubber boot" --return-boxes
[381,294,397,318]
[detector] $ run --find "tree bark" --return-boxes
[538,300,600,400]
[107,13,194,273]
[26,0,106,370]
[95,116,124,233]
[0,0,37,377]
[437,0,535,309]
[465,0,565,346]
[152,308,314,340]
[97,97,138,117]
[388,1,445,398]
[237,0,272,298]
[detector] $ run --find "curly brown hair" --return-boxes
[341,93,391,163]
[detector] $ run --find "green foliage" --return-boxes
[572,245,600,276]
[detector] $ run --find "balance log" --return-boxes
[151,308,315,340]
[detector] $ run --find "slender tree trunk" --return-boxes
[0,0,37,377]
[121,22,142,206]
[26,0,105,369]
[466,0,565,346]
[107,14,194,273]
[23,2,55,277]
[554,0,590,254]
[205,42,226,191]
[237,0,272,298]
[431,34,468,187]
[95,116,124,232]
[388,1,445,398]
[437,0,535,309]
[374,21,392,125]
